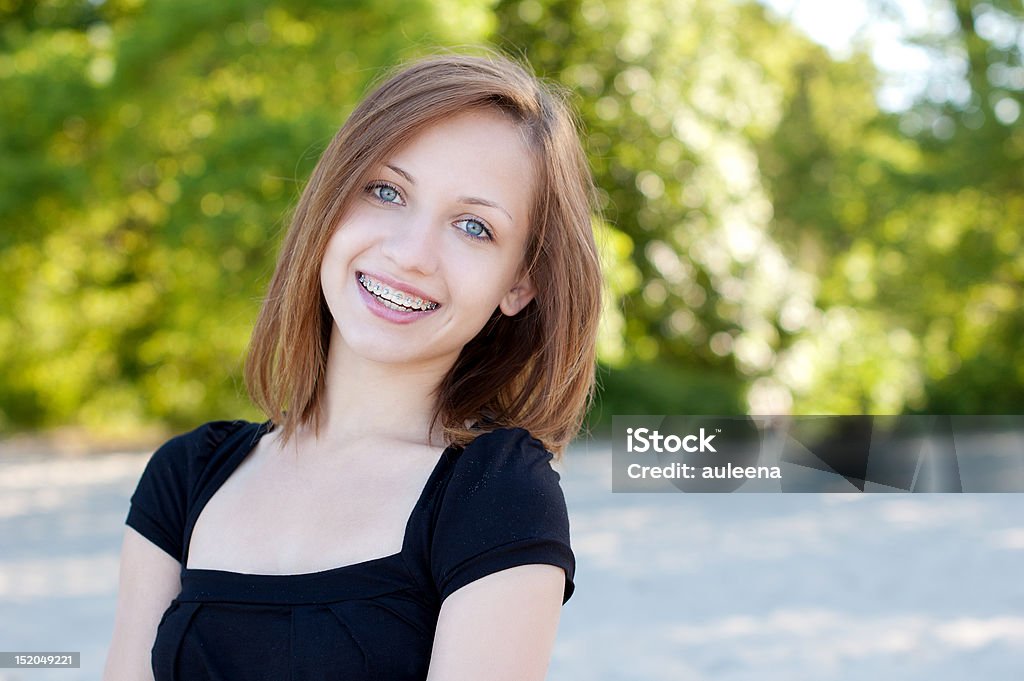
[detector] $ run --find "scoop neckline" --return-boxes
[180,419,458,581]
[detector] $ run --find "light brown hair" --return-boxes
[244,48,602,458]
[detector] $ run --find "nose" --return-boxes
[380,210,441,276]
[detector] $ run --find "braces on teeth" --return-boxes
[358,274,439,311]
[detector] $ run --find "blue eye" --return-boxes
[456,218,493,241]
[366,182,403,204]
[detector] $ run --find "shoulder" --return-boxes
[135,419,261,504]
[444,427,565,508]
[436,425,569,539]
[451,427,559,482]
[127,419,257,561]
[144,419,254,478]
[431,426,575,605]
[153,418,251,454]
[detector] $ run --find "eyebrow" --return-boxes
[385,163,514,224]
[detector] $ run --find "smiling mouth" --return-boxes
[358,273,440,312]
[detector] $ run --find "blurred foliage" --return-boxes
[494,0,1022,420]
[0,0,490,436]
[760,0,1024,414]
[0,0,1021,439]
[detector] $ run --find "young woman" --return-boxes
[103,48,602,681]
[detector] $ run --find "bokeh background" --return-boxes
[2,0,1022,441]
[1,1,1023,680]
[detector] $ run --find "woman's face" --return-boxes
[320,109,537,371]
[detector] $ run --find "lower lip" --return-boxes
[355,273,440,325]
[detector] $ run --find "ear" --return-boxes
[498,272,537,317]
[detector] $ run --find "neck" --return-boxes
[296,325,456,450]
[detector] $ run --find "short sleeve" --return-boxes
[431,428,576,606]
[124,420,244,562]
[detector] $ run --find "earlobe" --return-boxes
[499,275,537,317]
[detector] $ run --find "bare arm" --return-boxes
[426,564,566,681]
[102,526,182,681]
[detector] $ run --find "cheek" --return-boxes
[320,229,356,291]
[454,265,519,314]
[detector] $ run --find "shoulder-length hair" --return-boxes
[244,48,602,459]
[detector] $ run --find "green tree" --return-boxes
[3,0,1020,437]
[763,0,1023,414]
[0,0,493,436]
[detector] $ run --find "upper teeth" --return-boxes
[359,274,438,311]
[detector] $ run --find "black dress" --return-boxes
[125,419,576,681]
